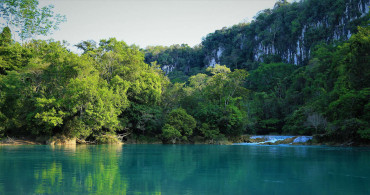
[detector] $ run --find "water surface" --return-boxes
[0,144,369,194]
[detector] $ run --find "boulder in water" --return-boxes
[293,136,313,143]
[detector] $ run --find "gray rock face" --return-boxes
[251,0,370,65]
[205,0,370,66]
[159,0,370,74]
[293,136,313,143]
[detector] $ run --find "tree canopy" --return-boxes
[0,0,66,41]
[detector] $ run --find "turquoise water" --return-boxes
[0,144,369,195]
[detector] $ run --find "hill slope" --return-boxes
[145,0,369,78]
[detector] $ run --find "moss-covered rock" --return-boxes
[249,138,265,143]
[273,137,297,144]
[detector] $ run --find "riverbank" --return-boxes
[0,137,42,145]
[0,135,122,146]
[1,134,369,146]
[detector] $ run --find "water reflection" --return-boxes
[0,145,369,194]
[0,145,128,194]
[49,144,77,152]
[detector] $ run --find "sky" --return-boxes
[37,0,288,51]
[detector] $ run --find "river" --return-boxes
[0,144,369,194]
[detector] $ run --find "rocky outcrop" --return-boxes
[207,47,225,67]
[255,0,369,65]
[208,0,370,66]
[46,136,76,145]
[235,135,313,145]
[152,0,369,75]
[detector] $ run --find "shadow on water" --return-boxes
[0,144,369,195]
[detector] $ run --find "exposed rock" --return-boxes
[162,65,175,75]
[0,137,42,145]
[212,0,370,66]
[249,138,265,143]
[235,135,314,145]
[46,136,76,145]
[273,137,298,145]
[208,58,217,67]
[293,136,313,143]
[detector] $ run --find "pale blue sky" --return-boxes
[38,0,290,51]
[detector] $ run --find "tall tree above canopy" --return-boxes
[0,26,11,46]
[0,0,66,42]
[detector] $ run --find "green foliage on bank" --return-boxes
[245,26,370,143]
[0,0,369,144]
[0,25,369,144]
[0,31,167,143]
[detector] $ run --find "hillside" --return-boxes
[145,0,369,80]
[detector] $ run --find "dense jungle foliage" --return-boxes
[0,0,369,144]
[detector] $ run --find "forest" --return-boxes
[0,0,369,144]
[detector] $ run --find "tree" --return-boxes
[162,108,196,143]
[0,0,66,42]
[206,64,231,75]
[199,123,220,143]
[0,27,12,46]
[161,124,181,144]
[339,26,370,90]
[305,112,327,134]
[75,40,97,55]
